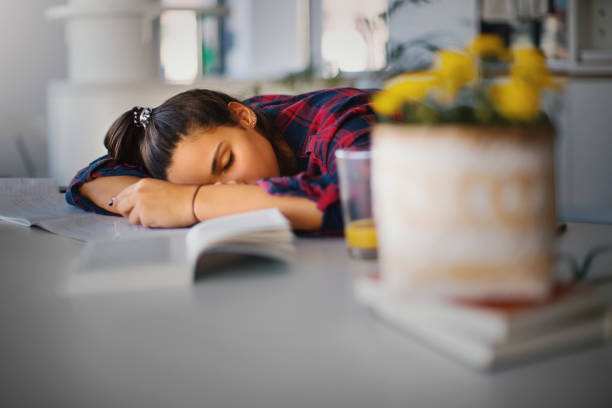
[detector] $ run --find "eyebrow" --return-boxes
[211,141,223,174]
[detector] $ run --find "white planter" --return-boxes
[46,0,157,83]
[371,124,556,301]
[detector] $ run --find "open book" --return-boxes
[0,178,82,225]
[0,178,183,241]
[355,276,611,370]
[68,208,295,294]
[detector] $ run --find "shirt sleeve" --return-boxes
[65,155,149,215]
[256,172,342,234]
[256,113,372,235]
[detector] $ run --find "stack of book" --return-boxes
[355,275,611,370]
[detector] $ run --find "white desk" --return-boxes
[1,221,611,408]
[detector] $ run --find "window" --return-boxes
[160,10,199,82]
[319,0,388,74]
[159,0,227,82]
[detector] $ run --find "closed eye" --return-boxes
[223,151,234,171]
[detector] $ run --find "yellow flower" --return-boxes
[511,47,552,90]
[372,73,439,116]
[385,73,439,100]
[512,47,546,66]
[371,90,403,116]
[433,50,476,97]
[466,34,508,60]
[489,80,540,121]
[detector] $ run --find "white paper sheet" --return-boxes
[35,213,187,242]
[0,178,187,241]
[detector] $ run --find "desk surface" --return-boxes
[1,221,611,408]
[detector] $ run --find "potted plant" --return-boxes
[370,34,562,301]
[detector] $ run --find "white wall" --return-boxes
[389,0,477,44]
[224,0,253,78]
[225,0,309,79]
[387,0,478,71]
[0,0,66,177]
[557,79,612,220]
[251,0,309,78]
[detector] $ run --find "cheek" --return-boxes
[166,140,215,185]
[167,159,210,185]
[231,156,261,183]
[231,148,275,183]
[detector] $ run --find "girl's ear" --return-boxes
[227,101,257,128]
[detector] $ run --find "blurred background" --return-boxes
[0,0,610,222]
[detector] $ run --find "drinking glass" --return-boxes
[335,149,377,259]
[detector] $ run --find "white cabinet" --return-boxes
[557,78,612,222]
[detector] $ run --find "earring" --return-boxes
[250,117,257,128]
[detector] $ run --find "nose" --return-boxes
[214,178,244,185]
[213,172,233,185]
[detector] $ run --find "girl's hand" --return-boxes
[114,178,198,228]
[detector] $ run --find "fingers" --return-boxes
[113,180,158,226]
[114,195,131,217]
[108,178,197,228]
[128,208,141,225]
[114,188,139,224]
[114,179,162,226]
[117,198,144,226]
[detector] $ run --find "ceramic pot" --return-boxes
[371,124,556,300]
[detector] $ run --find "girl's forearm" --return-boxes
[194,184,323,230]
[79,176,143,214]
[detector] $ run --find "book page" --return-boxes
[36,213,187,242]
[68,234,191,294]
[0,178,187,241]
[186,208,294,264]
[0,191,83,226]
[77,234,188,270]
[68,209,293,294]
[186,208,295,264]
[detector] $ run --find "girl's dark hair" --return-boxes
[104,89,296,179]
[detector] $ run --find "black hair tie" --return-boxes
[133,106,152,128]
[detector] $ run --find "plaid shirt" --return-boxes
[66,87,376,234]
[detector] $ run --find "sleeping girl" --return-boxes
[66,87,376,233]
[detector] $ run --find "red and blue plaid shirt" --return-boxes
[66,87,376,234]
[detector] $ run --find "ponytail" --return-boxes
[103,108,147,168]
[102,89,296,180]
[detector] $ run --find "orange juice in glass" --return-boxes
[335,150,377,259]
